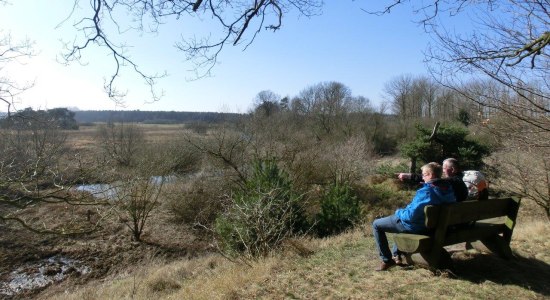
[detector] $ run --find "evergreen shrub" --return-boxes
[214,159,304,257]
[315,182,359,237]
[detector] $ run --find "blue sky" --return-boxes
[0,1,432,113]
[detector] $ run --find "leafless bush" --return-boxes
[134,139,202,177]
[281,136,375,188]
[97,122,144,167]
[184,125,252,187]
[1,116,67,179]
[320,137,375,185]
[0,119,105,234]
[186,122,210,135]
[487,149,550,221]
[116,177,164,241]
[164,173,227,227]
[215,188,302,257]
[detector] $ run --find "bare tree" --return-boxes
[184,124,252,187]
[291,81,357,137]
[97,122,145,167]
[0,117,105,234]
[253,90,281,117]
[384,74,446,120]
[370,1,549,135]
[488,147,550,221]
[116,177,164,241]
[383,74,414,119]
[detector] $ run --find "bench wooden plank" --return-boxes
[443,223,506,245]
[425,198,518,226]
[393,233,432,253]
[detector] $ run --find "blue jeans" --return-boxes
[372,215,408,263]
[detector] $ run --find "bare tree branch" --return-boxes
[63,0,322,87]
[0,33,35,114]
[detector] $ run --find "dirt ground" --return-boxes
[0,203,213,299]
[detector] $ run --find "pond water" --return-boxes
[0,255,91,297]
[149,175,177,185]
[74,183,119,199]
[74,175,178,199]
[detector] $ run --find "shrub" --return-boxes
[165,174,226,226]
[214,159,304,257]
[320,137,373,185]
[372,162,409,179]
[116,177,163,241]
[400,123,490,170]
[360,179,414,222]
[97,122,144,167]
[136,139,201,176]
[315,182,359,237]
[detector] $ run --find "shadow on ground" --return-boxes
[450,251,550,297]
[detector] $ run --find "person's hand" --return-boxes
[396,173,411,181]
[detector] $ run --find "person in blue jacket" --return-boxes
[373,162,456,271]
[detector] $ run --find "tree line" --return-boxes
[1,107,79,130]
[73,110,241,124]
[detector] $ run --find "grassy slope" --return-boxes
[42,218,550,300]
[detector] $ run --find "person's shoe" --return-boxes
[392,255,403,265]
[376,260,396,271]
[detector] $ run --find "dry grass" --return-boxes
[64,124,190,153]
[42,217,550,300]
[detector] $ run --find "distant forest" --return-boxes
[73,110,242,124]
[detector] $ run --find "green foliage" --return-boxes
[400,123,490,170]
[457,109,471,126]
[214,159,304,257]
[372,131,398,155]
[359,179,414,222]
[373,162,409,178]
[315,182,359,237]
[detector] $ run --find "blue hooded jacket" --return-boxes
[395,179,456,232]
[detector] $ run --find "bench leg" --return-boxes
[470,236,514,259]
[404,248,453,270]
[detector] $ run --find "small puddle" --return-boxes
[74,183,119,199]
[74,175,178,199]
[149,175,177,185]
[0,255,91,297]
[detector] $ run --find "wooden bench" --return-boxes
[393,197,521,270]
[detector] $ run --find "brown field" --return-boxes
[2,124,549,299]
[64,123,189,151]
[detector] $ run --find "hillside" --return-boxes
[35,203,550,299]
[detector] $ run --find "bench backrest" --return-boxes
[424,197,521,254]
[424,197,521,231]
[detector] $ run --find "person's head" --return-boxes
[421,162,442,182]
[442,158,460,178]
